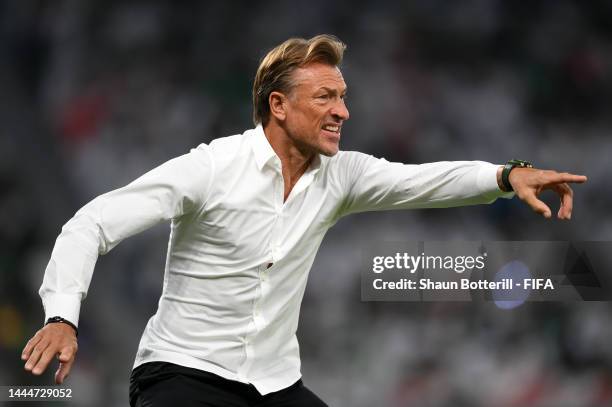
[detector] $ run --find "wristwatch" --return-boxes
[501,159,533,192]
[45,316,78,337]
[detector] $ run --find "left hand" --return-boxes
[499,167,587,219]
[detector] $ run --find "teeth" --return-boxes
[323,125,339,132]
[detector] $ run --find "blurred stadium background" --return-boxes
[1,1,611,406]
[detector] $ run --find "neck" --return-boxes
[263,121,314,177]
[263,121,315,201]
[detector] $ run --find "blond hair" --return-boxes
[252,34,346,126]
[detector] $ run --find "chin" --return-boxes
[319,146,339,157]
[317,139,340,156]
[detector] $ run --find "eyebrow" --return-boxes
[316,86,348,95]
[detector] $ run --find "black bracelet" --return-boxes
[45,316,78,337]
[501,159,533,192]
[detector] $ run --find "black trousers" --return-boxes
[129,362,328,407]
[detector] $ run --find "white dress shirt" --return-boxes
[40,125,509,394]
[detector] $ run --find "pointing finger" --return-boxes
[550,173,587,185]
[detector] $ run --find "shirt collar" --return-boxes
[251,125,278,171]
[251,125,323,174]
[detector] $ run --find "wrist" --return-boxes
[501,159,533,192]
[496,166,505,191]
[45,316,78,337]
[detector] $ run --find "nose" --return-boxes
[331,99,350,121]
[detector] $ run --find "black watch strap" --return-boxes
[501,159,533,192]
[45,316,78,337]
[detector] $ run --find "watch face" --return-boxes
[509,159,533,168]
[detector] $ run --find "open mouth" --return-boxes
[321,124,341,138]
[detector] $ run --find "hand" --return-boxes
[503,167,587,219]
[22,323,78,384]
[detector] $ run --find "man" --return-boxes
[21,34,586,406]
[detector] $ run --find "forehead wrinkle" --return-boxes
[291,64,346,93]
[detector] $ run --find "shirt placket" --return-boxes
[238,160,284,381]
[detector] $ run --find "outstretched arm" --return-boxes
[334,152,587,220]
[21,144,213,383]
[336,152,512,217]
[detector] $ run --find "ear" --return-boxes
[269,91,287,122]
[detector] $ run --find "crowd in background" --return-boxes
[1,1,611,406]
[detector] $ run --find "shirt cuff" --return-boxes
[476,163,515,201]
[41,293,82,327]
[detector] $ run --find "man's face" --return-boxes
[283,63,349,157]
